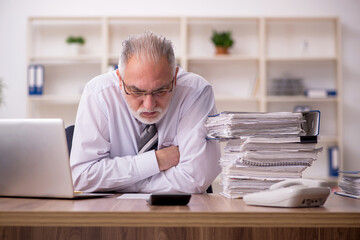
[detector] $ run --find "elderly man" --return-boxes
[70,32,221,193]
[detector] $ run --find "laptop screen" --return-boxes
[0,119,75,198]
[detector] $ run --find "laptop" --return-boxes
[0,118,113,199]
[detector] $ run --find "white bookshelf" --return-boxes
[26,16,343,180]
[261,17,342,180]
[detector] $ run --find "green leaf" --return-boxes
[66,36,86,45]
[211,31,234,47]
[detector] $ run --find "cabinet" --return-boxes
[26,16,342,180]
[262,18,342,180]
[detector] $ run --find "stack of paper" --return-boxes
[335,171,360,199]
[205,112,322,198]
[206,112,306,139]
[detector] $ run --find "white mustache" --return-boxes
[138,107,162,114]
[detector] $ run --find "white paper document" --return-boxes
[117,194,150,200]
[205,111,322,199]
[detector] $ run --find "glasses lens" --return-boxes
[131,92,145,98]
[124,78,174,98]
[153,91,169,98]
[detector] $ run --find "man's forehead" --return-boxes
[126,54,171,69]
[124,59,172,81]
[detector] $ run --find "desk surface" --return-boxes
[1,193,359,228]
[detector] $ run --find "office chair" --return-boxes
[65,125,75,156]
[65,125,213,193]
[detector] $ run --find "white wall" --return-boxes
[0,0,359,171]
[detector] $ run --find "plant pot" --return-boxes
[67,43,83,56]
[215,46,229,55]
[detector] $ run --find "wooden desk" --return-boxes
[0,194,359,240]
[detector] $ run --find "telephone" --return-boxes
[243,178,331,208]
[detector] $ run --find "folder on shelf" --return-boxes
[28,65,44,95]
[305,89,337,98]
[28,65,36,95]
[328,146,339,177]
[35,65,44,95]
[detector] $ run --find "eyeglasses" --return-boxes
[121,77,175,99]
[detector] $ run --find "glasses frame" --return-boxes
[121,77,175,99]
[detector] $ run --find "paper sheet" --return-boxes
[117,194,150,200]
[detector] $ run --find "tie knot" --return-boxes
[145,124,156,133]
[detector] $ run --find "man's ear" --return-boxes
[174,66,179,86]
[116,69,123,90]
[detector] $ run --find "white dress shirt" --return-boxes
[70,68,221,193]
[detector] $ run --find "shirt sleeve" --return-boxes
[70,84,160,192]
[135,85,222,193]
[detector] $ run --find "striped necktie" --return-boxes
[138,124,158,154]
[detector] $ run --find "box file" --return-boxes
[305,89,337,98]
[328,146,339,177]
[28,65,36,95]
[28,65,44,95]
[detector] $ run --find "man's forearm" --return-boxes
[71,151,160,192]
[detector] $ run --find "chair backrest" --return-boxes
[64,124,213,193]
[65,125,75,157]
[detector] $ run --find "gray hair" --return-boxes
[118,32,176,78]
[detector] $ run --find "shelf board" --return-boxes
[187,16,259,21]
[266,57,337,62]
[28,95,81,104]
[29,56,102,64]
[265,17,338,22]
[108,16,181,23]
[215,96,259,102]
[108,55,182,63]
[266,96,337,102]
[188,55,259,62]
[29,17,103,24]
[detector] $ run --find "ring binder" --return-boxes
[28,65,44,95]
[328,146,339,177]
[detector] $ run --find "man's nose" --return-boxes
[142,94,156,109]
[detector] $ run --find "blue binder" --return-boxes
[28,65,44,95]
[328,146,339,177]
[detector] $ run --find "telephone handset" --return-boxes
[243,178,331,208]
[269,178,329,190]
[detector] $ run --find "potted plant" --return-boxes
[211,31,234,55]
[66,36,86,55]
